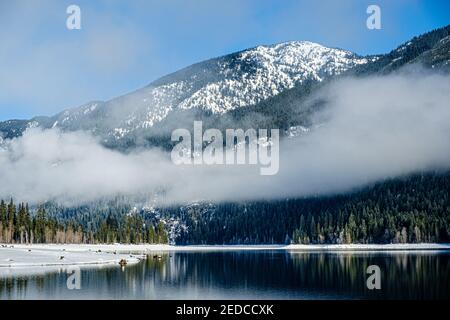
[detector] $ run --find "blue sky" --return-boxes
[0,0,449,120]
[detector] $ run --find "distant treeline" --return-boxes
[174,173,450,245]
[0,200,168,244]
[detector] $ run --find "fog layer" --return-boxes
[1,73,449,205]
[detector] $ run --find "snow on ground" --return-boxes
[0,263,116,278]
[284,243,450,251]
[2,242,450,256]
[1,243,448,278]
[0,244,144,268]
[0,243,448,270]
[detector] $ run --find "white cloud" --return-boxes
[0,72,449,206]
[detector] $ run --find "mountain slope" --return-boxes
[1,25,449,148]
[349,24,450,75]
[241,24,450,136]
[0,41,366,144]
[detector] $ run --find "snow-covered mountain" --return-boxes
[0,41,366,143]
[2,24,449,146]
[167,41,367,114]
[349,25,450,75]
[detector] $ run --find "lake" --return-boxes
[1,250,449,299]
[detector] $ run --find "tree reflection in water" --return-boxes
[0,250,449,299]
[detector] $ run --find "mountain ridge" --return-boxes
[1,25,449,148]
[0,40,367,142]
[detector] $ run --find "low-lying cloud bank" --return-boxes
[1,72,449,205]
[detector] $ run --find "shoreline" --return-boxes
[0,244,146,269]
[3,242,450,252]
[1,243,449,270]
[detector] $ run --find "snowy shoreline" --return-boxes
[0,242,449,269]
[0,244,146,268]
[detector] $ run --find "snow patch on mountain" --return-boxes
[177,41,367,114]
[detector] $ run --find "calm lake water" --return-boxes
[1,250,449,300]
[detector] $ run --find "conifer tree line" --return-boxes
[174,173,450,245]
[0,199,168,244]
